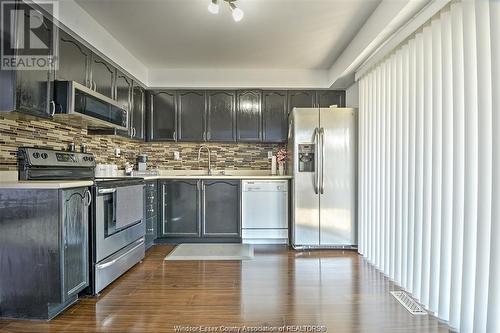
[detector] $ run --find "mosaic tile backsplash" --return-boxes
[0,114,284,171]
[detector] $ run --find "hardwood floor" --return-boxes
[0,245,451,333]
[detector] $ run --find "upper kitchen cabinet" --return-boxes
[89,53,115,99]
[237,90,262,142]
[287,90,316,114]
[262,91,288,143]
[115,70,132,111]
[206,91,236,142]
[148,90,177,141]
[1,4,54,117]
[131,83,146,140]
[177,90,206,142]
[317,90,345,108]
[56,30,91,87]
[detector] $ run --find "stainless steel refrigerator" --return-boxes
[287,107,357,248]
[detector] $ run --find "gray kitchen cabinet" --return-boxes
[287,90,316,115]
[115,70,132,111]
[0,186,90,319]
[56,30,91,87]
[144,181,158,249]
[131,83,145,140]
[177,91,206,142]
[206,91,236,142]
[89,53,115,99]
[62,188,90,300]
[0,3,54,117]
[262,90,288,143]
[202,180,240,237]
[161,180,200,237]
[237,90,262,142]
[148,90,177,141]
[317,90,345,108]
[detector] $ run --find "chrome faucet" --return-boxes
[197,145,212,176]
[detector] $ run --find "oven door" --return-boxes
[94,184,145,262]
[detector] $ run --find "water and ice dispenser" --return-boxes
[298,144,315,172]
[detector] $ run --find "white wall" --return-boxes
[148,68,329,89]
[346,82,359,108]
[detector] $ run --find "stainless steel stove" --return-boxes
[90,176,145,295]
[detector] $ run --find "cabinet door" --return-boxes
[62,188,89,300]
[131,84,145,140]
[14,8,53,117]
[237,90,262,142]
[145,181,157,249]
[177,91,205,141]
[148,90,176,141]
[56,30,91,87]
[317,90,345,108]
[206,91,236,142]
[162,180,200,237]
[202,180,240,237]
[90,53,115,98]
[262,90,288,143]
[115,71,132,110]
[287,90,316,114]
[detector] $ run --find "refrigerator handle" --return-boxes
[313,127,319,194]
[320,127,325,194]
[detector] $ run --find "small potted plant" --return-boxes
[276,148,287,176]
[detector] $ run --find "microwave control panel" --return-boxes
[298,144,315,172]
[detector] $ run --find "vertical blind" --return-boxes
[358,0,499,331]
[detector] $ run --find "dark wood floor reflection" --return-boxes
[0,245,451,333]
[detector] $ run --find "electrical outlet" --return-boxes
[268,151,273,159]
[114,147,121,157]
[173,151,180,161]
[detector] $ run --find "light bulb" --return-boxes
[231,7,244,22]
[208,0,219,14]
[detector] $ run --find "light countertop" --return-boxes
[0,170,292,189]
[0,180,94,189]
[119,170,292,180]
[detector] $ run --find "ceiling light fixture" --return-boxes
[228,2,244,22]
[208,0,219,14]
[207,0,244,22]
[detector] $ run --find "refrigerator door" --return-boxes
[319,108,357,246]
[289,108,320,246]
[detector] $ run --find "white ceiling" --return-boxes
[75,0,381,71]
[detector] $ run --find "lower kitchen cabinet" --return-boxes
[202,180,240,237]
[159,179,241,242]
[144,180,158,249]
[161,180,200,237]
[0,186,90,319]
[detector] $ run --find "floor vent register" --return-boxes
[390,291,427,315]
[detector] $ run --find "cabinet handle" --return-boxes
[84,190,92,206]
[173,131,176,140]
[50,101,55,116]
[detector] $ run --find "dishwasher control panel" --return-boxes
[298,144,315,172]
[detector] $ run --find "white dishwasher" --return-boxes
[241,180,289,244]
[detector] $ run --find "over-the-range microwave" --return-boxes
[54,80,128,131]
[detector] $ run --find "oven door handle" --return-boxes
[95,239,144,269]
[98,188,116,194]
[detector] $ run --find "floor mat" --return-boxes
[164,243,254,261]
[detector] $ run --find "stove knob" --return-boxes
[41,153,48,159]
[83,156,88,161]
[32,152,40,159]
